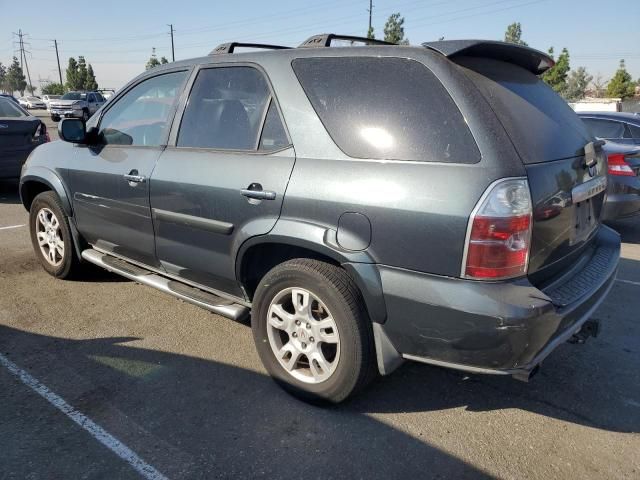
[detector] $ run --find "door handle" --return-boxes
[240,184,276,201]
[124,172,146,184]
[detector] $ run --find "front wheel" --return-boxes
[82,109,89,122]
[29,191,81,279]
[252,259,376,403]
[51,115,60,122]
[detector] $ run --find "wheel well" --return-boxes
[240,243,340,301]
[20,181,51,211]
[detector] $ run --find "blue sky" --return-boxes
[0,0,638,90]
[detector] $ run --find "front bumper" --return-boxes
[376,225,620,376]
[50,108,83,118]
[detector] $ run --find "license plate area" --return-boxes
[571,199,597,245]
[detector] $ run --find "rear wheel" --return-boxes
[51,115,60,122]
[82,109,89,122]
[252,259,376,403]
[29,191,81,279]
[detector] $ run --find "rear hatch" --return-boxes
[0,117,41,151]
[454,56,606,285]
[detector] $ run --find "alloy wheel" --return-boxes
[266,287,340,384]
[35,207,64,267]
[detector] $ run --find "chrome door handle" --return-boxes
[124,174,146,184]
[240,188,276,200]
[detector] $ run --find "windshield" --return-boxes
[49,95,61,99]
[27,96,40,101]
[0,98,27,117]
[61,92,87,100]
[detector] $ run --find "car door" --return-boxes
[150,64,294,296]
[87,93,99,115]
[65,69,189,266]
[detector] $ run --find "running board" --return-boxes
[81,249,249,321]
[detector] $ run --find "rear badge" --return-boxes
[572,176,607,204]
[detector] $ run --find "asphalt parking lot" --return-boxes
[0,110,639,479]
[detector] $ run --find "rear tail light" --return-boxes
[607,153,635,176]
[463,178,533,280]
[32,122,49,143]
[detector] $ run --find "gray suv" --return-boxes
[19,35,620,403]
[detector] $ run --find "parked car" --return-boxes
[0,98,49,179]
[18,96,46,109]
[19,36,620,403]
[578,112,640,146]
[0,93,19,104]
[48,91,106,122]
[599,142,640,220]
[42,94,62,111]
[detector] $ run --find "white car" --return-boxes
[42,95,62,111]
[18,96,46,109]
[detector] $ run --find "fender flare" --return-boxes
[20,167,73,216]
[235,219,387,323]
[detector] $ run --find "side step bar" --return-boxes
[81,249,249,321]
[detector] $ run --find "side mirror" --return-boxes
[58,118,86,144]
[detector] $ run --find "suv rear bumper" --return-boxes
[375,225,620,376]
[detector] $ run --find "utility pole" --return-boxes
[53,39,63,86]
[168,24,175,62]
[366,0,374,38]
[15,30,34,94]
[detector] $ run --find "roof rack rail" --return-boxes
[209,42,291,55]
[299,33,395,48]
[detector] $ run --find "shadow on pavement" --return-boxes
[0,325,493,479]
[0,179,21,205]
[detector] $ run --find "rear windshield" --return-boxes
[292,57,480,163]
[456,57,592,163]
[0,99,27,117]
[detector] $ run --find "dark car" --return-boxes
[599,142,640,220]
[0,98,49,179]
[19,36,620,403]
[578,111,640,146]
[0,93,19,104]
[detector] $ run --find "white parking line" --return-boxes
[0,353,168,480]
[0,224,25,231]
[617,278,640,287]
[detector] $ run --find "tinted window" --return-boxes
[62,92,87,101]
[457,57,592,164]
[99,71,187,146]
[259,100,289,151]
[292,57,479,163]
[629,123,640,139]
[0,99,27,117]
[87,93,96,102]
[95,93,105,102]
[178,67,272,150]
[582,118,626,139]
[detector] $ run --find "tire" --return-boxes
[252,259,376,403]
[82,109,89,122]
[51,115,60,122]
[29,191,81,279]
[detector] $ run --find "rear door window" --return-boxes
[178,66,288,151]
[292,57,480,163]
[628,123,640,139]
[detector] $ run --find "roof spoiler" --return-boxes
[422,40,555,75]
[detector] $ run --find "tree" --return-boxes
[66,56,98,90]
[591,74,607,98]
[366,26,375,39]
[542,47,570,96]
[607,60,636,99]
[146,55,161,70]
[0,62,6,93]
[160,56,169,65]
[5,57,27,95]
[504,22,527,46]
[66,57,80,90]
[85,64,98,91]
[42,82,65,95]
[384,13,409,45]
[564,67,593,101]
